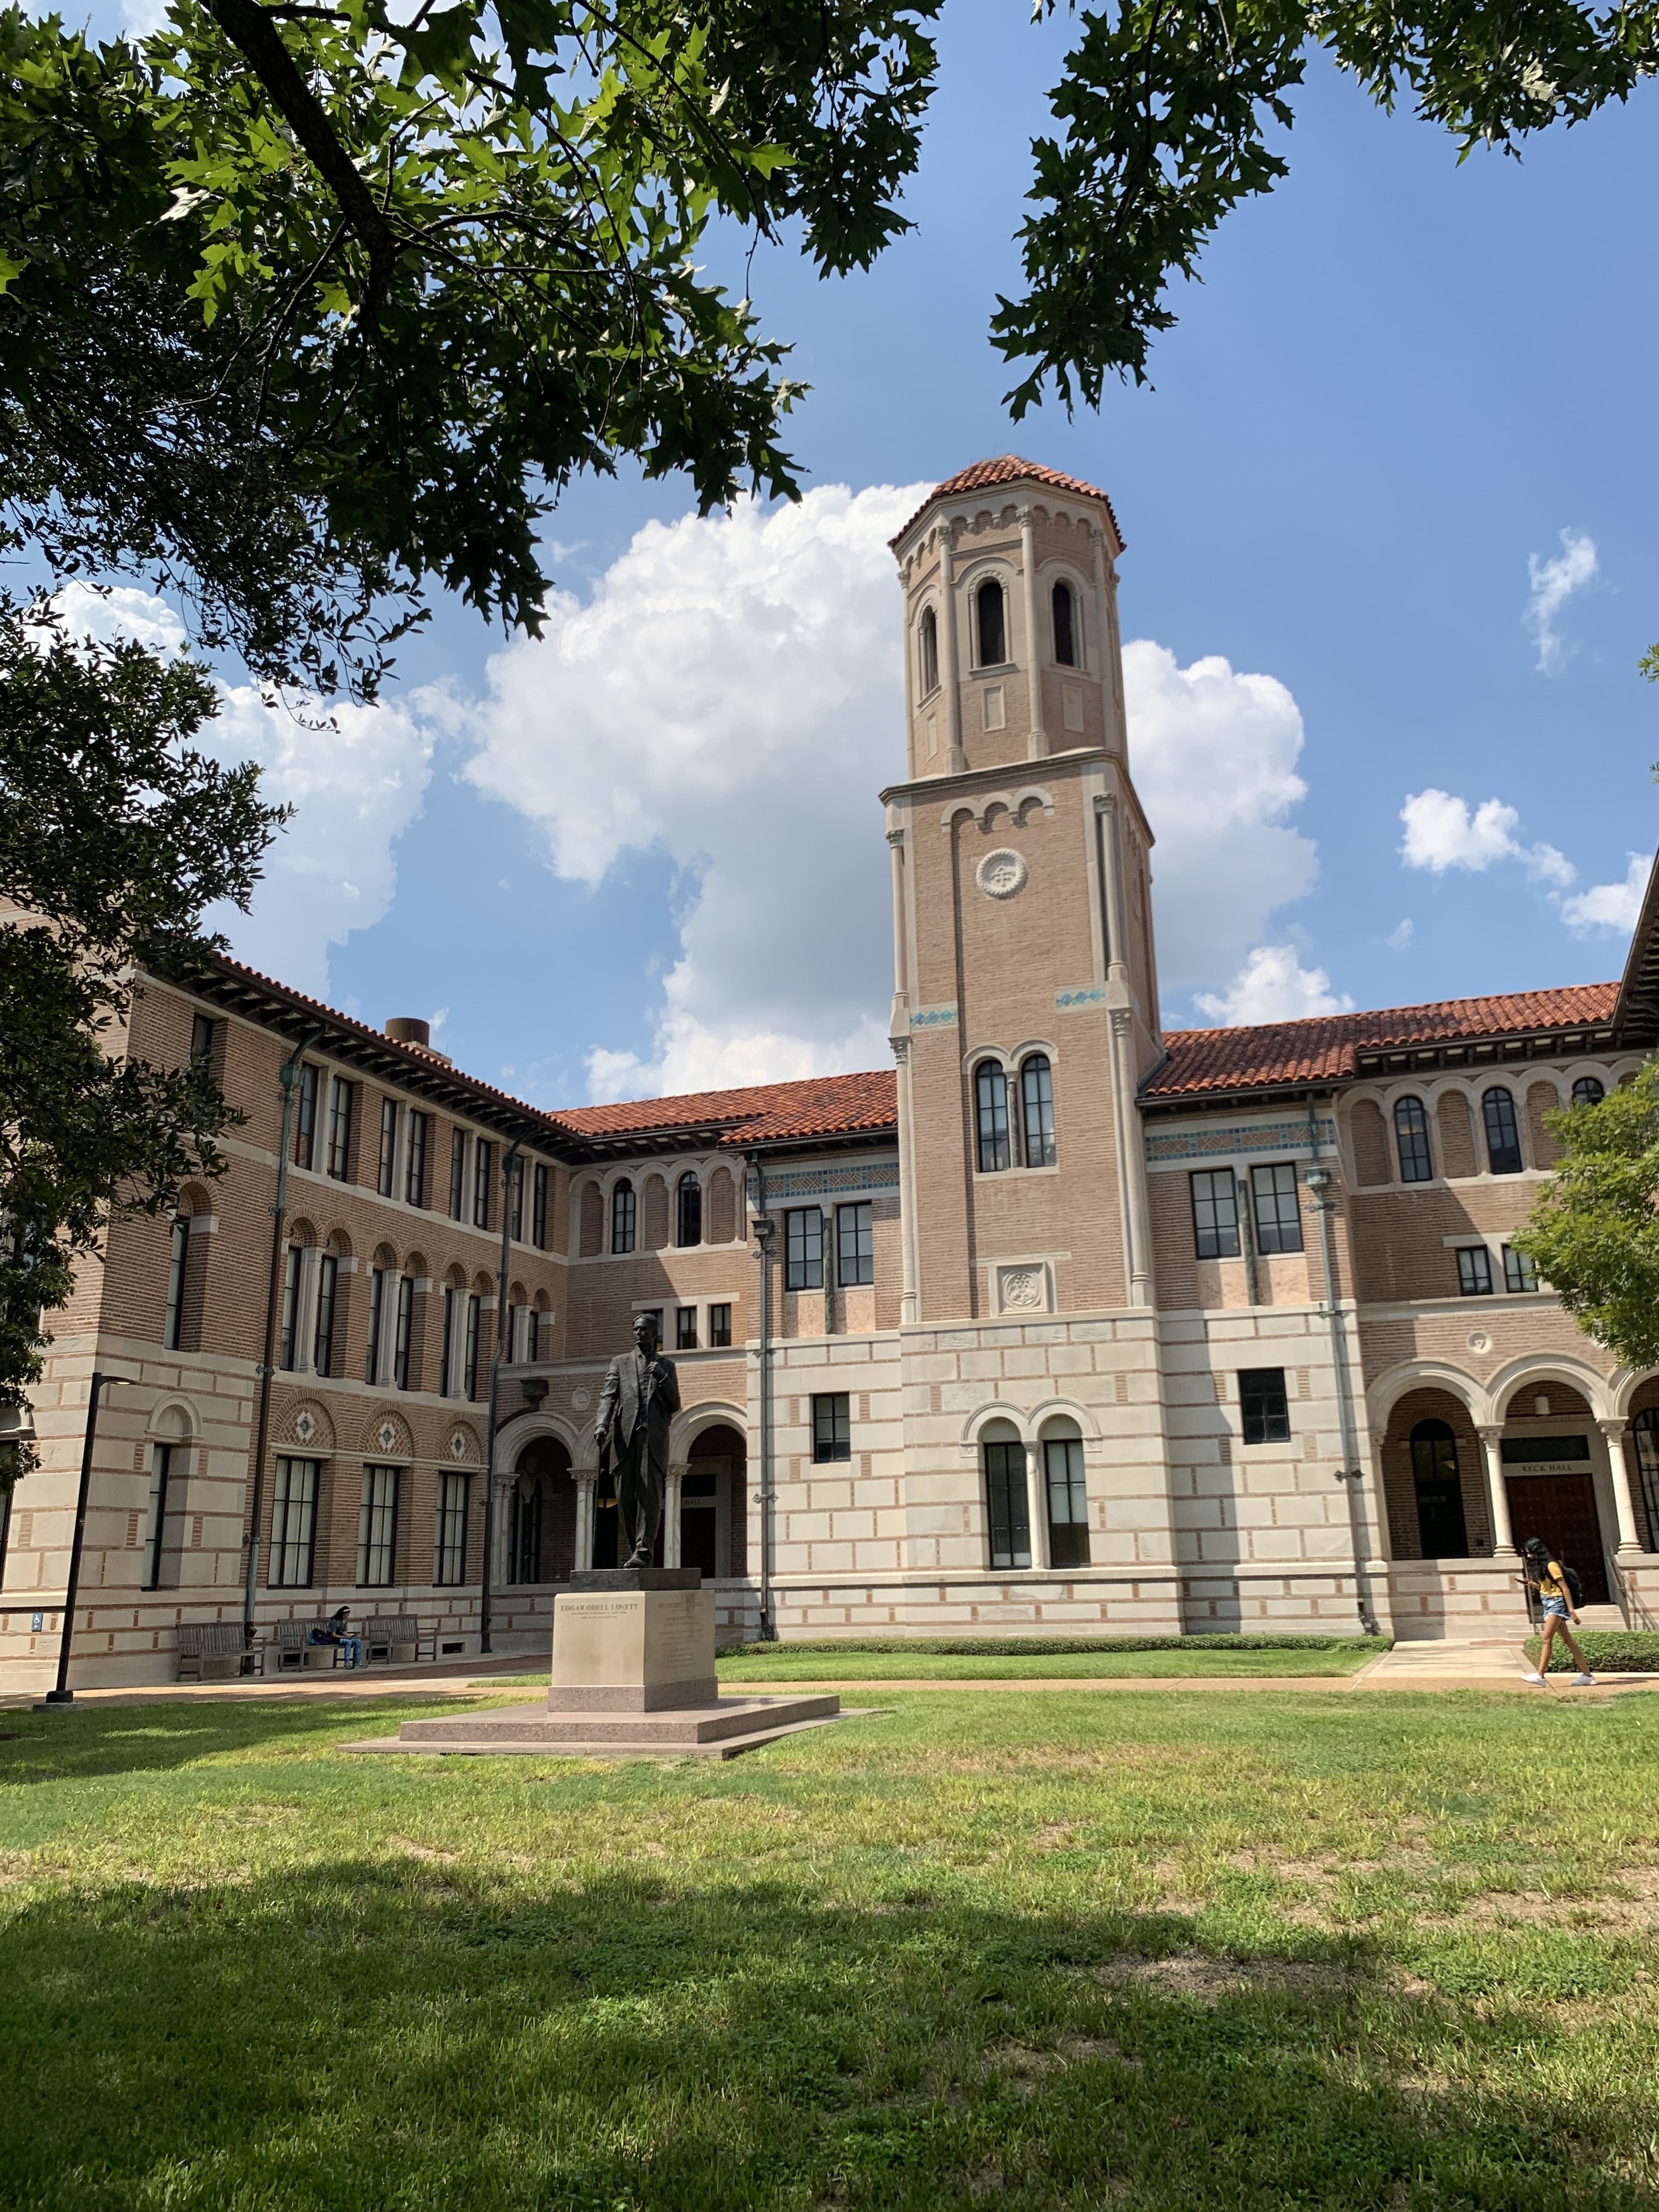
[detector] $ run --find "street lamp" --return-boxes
[38,1371,133,1709]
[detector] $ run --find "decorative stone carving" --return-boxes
[447,1423,482,1463]
[995,1264,1052,1314]
[977,848,1028,901]
[290,1401,334,1449]
[363,1409,413,1459]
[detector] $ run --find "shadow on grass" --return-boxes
[0,1697,482,1783]
[1,1851,1653,2211]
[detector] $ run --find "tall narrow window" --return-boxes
[510,1476,543,1584]
[313,1252,338,1376]
[473,1139,494,1230]
[1394,1096,1433,1183]
[1044,1434,1090,1568]
[1457,1246,1494,1296]
[524,1308,541,1363]
[975,1063,1010,1173]
[1482,1086,1523,1175]
[142,1442,174,1589]
[975,578,1006,666]
[983,1429,1031,1569]
[269,1457,319,1587]
[190,1012,217,1068]
[1020,1055,1056,1167]
[812,1393,851,1462]
[918,605,940,695]
[1503,1244,1538,1293]
[378,1098,399,1197]
[1571,1075,1605,1107]
[836,1201,874,1286]
[676,1307,698,1351]
[163,1218,187,1351]
[439,1287,457,1398]
[393,1274,414,1388]
[1409,1420,1469,1558]
[463,1293,481,1398]
[326,1076,354,1180]
[405,1110,429,1207]
[364,1266,386,1384]
[611,1179,636,1255]
[1632,1408,1659,1550]
[508,1155,524,1241]
[709,1303,732,1348]
[1250,1163,1303,1254]
[358,1465,399,1587]
[532,1162,549,1248]
[294,1063,319,1169]
[1240,1368,1291,1444]
[433,1471,467,1585]
[1190,1170,1240,1260]
[786,1207,825,1291]
[448,1129,467,1220]
[279,1245,302,1370]
[1052,580,1078,666]
[676,1172,703,1248]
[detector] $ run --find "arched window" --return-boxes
[675,1171,703,1248]
[1052,580,1078,667]
[610,1179,636,1254]
[981,1420,1030,1569]
[975,578,1006,667]
[1409,1418,1469,1558]
[1631,1408,1659,1551]
[1042,1425,1090,1567]
[1394,1097,1433,1183]
[1482,1087,1523,1175]
[974,1062,1010,1173]
[918,605,939,696]
[1571,1075,1605,1107]
[1020,1053,1056,1167]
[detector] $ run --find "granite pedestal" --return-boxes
[348,1568,843,1760]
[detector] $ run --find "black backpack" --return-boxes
[1559,1561,1585,1607]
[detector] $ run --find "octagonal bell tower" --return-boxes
[883,457,1163,1327]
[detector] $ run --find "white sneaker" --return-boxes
[1522,1671,1547,1684]
[1571,1672,1596,1686]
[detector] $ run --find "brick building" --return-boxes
[3,454,1657,1690]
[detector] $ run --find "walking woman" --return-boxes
[1518,1536,1596,1686]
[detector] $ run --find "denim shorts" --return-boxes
[1540,1595,1570,1621]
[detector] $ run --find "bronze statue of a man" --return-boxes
[594,1311,681,1569]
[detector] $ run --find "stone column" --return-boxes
[1365,1430,1396,1563]
[1025,1442,1050,1571]
[573,1471,596,1572]
[664,1463,686,1568]
[1598,1419,1645,1554]
[1476,1426,1514,1556]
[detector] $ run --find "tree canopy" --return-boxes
[5,0,1654,698]
[0,600,283,1478]
[1515,1063,1659,1372]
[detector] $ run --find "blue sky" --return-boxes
[66,0,1659,1102]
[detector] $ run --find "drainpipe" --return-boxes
[1236,1171,1260,1307]
[480,1140,522,1656]
[1303,1101,1379,1635]
[244,1025,321,1638]
[747,1152,778,1641]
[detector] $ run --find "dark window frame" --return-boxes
[835,1201,874,1287]
[1482,1086,1524,1175]
[786,1206,825,1291]
[448,1130,467,1221]
[1190,1169,1241,1260]
[975,1062,1011,1173]
[358,1465,399,1588]
[1020,1054,1056,1168]
[313,1252,338,1376]
[378,1098,398,1197]
[463,1292,481,1399]
[393,1274,413,1388]
[812,1392,851,1463]
[269,1455,319,1587]
[1457,1245,1494,1296]
[433,1470,468,1586]
[163,1217,188,1351]
[1394,1096,1433,1183]
[326,1075,354,1181]
[1051,579,1078,667]
[472,1139,494,1231]
[918,604,940,696]
[532,1162,549,1248]
[676,1172,703,1248]
[405,1110,429,1208]
[1250,1163,1303,1255]
[1409,1419,1469,1558]
[294,1063,319,1169]
[676,1306,698,1351]
[1571,1075,1605,1108]
[141,1441,175,1590]
[1240,1368,1291,1445]
[279,1245,302,1371]
[364,1265,386,1384]
[709,1302,732,1349]
[1043,1433,1090,1568]
[611,1179,636,1255]
[974,577,1007,667]
[1503,1244,1538,1294]
[983,1434,1031,1569]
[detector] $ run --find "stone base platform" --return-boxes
[344,1692,846,1761]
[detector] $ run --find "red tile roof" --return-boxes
[555,1070,897,1148]
[1145,984,1621,1101]
[889,455,1123,551]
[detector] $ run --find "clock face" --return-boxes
[976,848,1028,901]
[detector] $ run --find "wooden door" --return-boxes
[1503,1473,1609,1604]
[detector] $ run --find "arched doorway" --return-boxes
[1380,1388,1487,1560]
[681,1422,747,1579]
[1409,1420,1469,1559]
[508,1434,575,1584]
[1498,1383,1609,1603]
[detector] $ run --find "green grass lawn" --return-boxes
[3,1688,1658,2209]
[715,1642,1383,1680]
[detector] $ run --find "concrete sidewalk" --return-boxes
[0,1654,541,1712]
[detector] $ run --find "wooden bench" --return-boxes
[177,1622,262,1681]
[362,1616,436,1666]
[272,1618,349,1671]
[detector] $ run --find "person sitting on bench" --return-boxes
[310,1605,364,1668]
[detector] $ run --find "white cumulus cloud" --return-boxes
[1399,788,1573,888]
[1559,852,1652,937]
[1526,528,1599,674]
[457,484,924,1098]
[1123,643,1321,997]
[1193,944,1353,1027]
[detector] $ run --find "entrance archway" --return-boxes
[681,1421,748,1580]
[508,1434,574,1584]
[1498,1383,1609,1603]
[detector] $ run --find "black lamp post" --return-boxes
[39,1371,131,1709]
